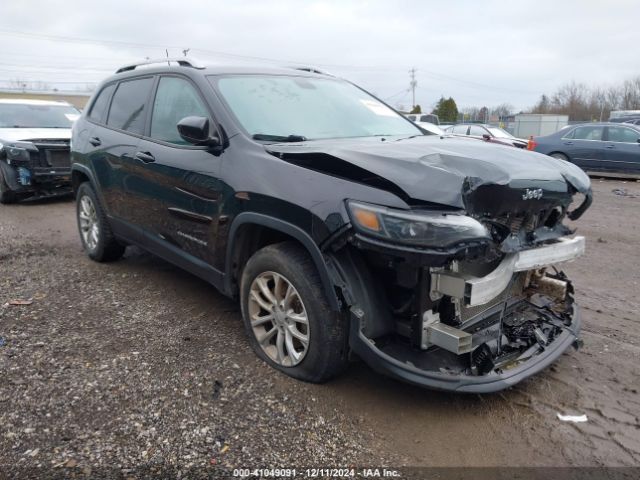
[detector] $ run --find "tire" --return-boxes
[0,169,17,204]
[550,152,569,162]
[240,241,348,383]
[76,182,125,262]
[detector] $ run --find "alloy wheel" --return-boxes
[248,271,310,367]
[79,195,99,251]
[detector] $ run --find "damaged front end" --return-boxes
[0,139,72,200]
[327,184,589,393]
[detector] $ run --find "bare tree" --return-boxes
[530,76,640,121]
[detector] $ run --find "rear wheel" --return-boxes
[0,170,17,204]
[550,152,569,162]
[240,242,348,383]
[76,182,125,262]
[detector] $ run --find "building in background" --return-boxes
[0,90,92,110]
[512,113,569,138]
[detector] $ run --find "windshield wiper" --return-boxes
[252,134,307,143]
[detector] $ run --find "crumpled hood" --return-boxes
[0,128,71,143]
[266,135,591,211]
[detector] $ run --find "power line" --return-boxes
[383,88,409,101]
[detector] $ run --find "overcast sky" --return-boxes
[1,0,639,111]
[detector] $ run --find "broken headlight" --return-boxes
[347,200,490,247]
[0,141,31,164]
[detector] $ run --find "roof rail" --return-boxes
[290,66,334,77]
[116,57,204,74]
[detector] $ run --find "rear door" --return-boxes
[602,125,640,173]
[87,76,155,238]
[560,125,605,169]
[134,75,224,270]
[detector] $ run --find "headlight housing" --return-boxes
[0,141,32,164]
[347,200,490,247]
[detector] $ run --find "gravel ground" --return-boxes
[1,178,639,477]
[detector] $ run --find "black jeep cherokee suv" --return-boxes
[71,59,592,392]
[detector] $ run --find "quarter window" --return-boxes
[88,84,115,123]
[607,126,640,143]
[570,126,603,141]
[107,77,154,135]
[150,77,210,145]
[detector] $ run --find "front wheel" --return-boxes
[240,242,348,383]
[550,152,569,162]
[76,182,125,262]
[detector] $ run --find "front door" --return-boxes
[561,125,605,170]
[133,75,224,270]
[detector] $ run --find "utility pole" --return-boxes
[409,68,417,110]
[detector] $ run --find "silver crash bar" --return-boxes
[431,236,585,307]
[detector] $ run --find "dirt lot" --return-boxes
[1,178,639,474]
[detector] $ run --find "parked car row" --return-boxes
[529,122,640,174]
[443,123,528,148]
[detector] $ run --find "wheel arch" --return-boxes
[71,164,95,193]
[224,212,341,311]
[548,151,569,160]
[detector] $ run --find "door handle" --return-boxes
[89,137,101,147]
[605,144,615,149]
[135,151,156,163]
[563,141,573,145]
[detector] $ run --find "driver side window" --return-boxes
[150,76,210,145]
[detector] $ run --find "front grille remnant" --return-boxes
[457,272,526,323]
[31,142,71,169]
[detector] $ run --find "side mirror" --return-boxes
[177,116,220,146]
[482,133,491,141]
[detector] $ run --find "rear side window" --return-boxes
[88,84,115,123]
[453,125,468,134]
[608,126,640,143]
[150,77,210,145]
[570,126,603,141]
[469,125,487,136]
[107,77,154,135]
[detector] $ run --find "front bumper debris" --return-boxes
[340,235,585,393]
[349,303,581,393]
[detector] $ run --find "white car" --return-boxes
[0,98,80,203]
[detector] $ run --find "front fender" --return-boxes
[224,212,342,311]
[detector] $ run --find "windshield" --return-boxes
[0,103,80,128]
[212,75,422,141]
[487,127,513,139]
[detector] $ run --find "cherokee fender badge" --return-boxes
[522,188,543,200]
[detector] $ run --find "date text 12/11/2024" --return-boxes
[232,468,401,478]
